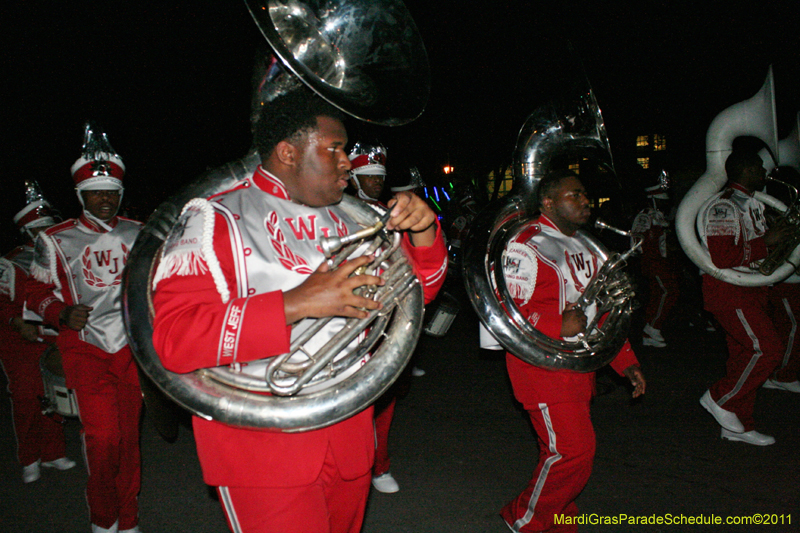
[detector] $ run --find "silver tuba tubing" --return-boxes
[462,91,635,372]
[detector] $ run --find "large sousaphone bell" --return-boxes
[462,89,639,372]
[122,0,430,432]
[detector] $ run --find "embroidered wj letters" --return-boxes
[81,243,129,288]
[285,215,317,240]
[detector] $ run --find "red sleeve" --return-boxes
[639,226,663,263]
[400,219,448,305]
[151,212,291,374]
[706,234,768,269]
[25,276,67,328]
[609,340,639,376]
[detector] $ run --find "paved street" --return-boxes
[2,280,799,532]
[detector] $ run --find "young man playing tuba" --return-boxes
[151,87,447,533]
[499,170,645,533]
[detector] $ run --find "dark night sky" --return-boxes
[3,1,800,245]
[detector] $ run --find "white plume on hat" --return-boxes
[13,180,58,235]
[391,167,426,192]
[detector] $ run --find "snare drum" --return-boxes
[40,344,79,417]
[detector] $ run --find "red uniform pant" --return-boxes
[768,283,800,383]
[704,289,783,431]
[642,272,680,331]
[501,401,595,533]
[0,334,66,466]
[59,335,142,530]
[217,444,371,533]
[373,394,396,476]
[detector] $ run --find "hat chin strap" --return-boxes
[350,175,383,201]
[82,209,116,232]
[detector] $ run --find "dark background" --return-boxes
[4,0,800,244]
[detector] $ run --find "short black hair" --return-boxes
[253,86,346,160]
[725,149,763,182]
[536,169,580,208]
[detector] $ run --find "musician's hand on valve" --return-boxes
[59,304,93,331]
[386,192,437,247]
[284,255,384,324]
[560,302,587,337]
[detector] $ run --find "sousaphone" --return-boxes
[122,0,430,432]
[675,66,800,285]
[462,88,640,372]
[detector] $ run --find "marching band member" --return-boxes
[151,87,447,533]
[0,181,74,483]
[26,124,143,532]
[348,142,402,494]
[348,141,388,206]
[630,172,681,347]
[499,170,645,532]
[698,148,791,446]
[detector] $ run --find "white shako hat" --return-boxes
[645,169,669,200]
[348,142,388,176]
[13,180,58,232]
[70,122,125,192]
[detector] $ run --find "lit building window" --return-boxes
[636,135,649,148]
[637,157,650,169]
[654,134,666,151]
[569,163,580,174]
[487,168,515,198]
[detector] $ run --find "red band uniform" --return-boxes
[631,204,680,343]
[698,181,783,431]
[151,166,447,533]
[26,127,143,532]
[348,143,401,491]
[499,214,639,532]
[1,240,67,473]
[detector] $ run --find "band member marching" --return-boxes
[150,87,447,533]
[26,124,143,533]
[1,181,74,484]
[500,170,645,532]
[698,148,792,446]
